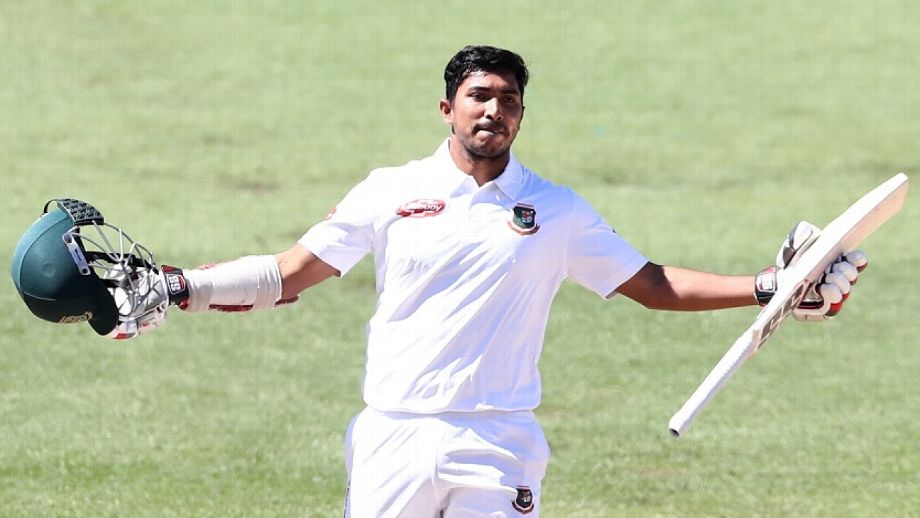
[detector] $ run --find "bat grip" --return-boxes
[668,331,757,437]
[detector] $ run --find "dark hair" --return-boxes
[444,45,529,102]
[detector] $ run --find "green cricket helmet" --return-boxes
[11,199,158,336]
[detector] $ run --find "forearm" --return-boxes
[181,255,285,312]
[653,266,756,311]
[617,262,757,311]
[173,245,338,313]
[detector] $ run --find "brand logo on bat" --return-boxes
[755,282,807,350]
[396,199,446,217]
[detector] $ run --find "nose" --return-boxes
[484,98,503,121]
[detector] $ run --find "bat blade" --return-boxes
[668,173,909,438]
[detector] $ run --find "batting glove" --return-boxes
[793,251,867,321]
[104,265,190,340]
[754,221,868,321]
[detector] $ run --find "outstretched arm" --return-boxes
[175,243,338,312]
[107,243,339,339]
[616,262,756,311]
[616,220,866,316]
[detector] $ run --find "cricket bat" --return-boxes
[668,173,909,438]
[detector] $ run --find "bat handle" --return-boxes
[668,330,757,437]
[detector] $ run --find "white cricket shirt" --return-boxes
[300,140,647,413]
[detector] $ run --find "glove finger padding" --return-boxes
[106,309,166,340]
[830,260,859,284]
[792,253,866,321]
[845,250,868,273]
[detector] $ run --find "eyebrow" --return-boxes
[467,85,521,96]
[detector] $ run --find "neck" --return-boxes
[448,138,510,186]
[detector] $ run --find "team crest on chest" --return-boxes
[512,486,535,514]
[507,203,540,235]
[396,199,446,218]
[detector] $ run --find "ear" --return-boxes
[439,99,453,126]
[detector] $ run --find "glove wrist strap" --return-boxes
[754,266,778,306]
[160,266,191,306]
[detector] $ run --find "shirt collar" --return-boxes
[432,138,527,200]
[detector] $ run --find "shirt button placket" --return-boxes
[463,185,503,242]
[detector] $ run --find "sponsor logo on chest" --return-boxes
[396,199,447,218]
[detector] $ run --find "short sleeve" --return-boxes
[298,173,380,276]
[565,193,648,298]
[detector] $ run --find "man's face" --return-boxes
[440,70,524,160]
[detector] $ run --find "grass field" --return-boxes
[2,1,919,516]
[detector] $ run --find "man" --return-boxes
[113,46,863,516]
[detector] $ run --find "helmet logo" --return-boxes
[59,312,93,324]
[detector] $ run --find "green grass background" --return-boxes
[2,1,918,516]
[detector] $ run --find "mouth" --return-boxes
[475,124,505,136]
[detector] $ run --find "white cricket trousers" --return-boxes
[343,407,551,517]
